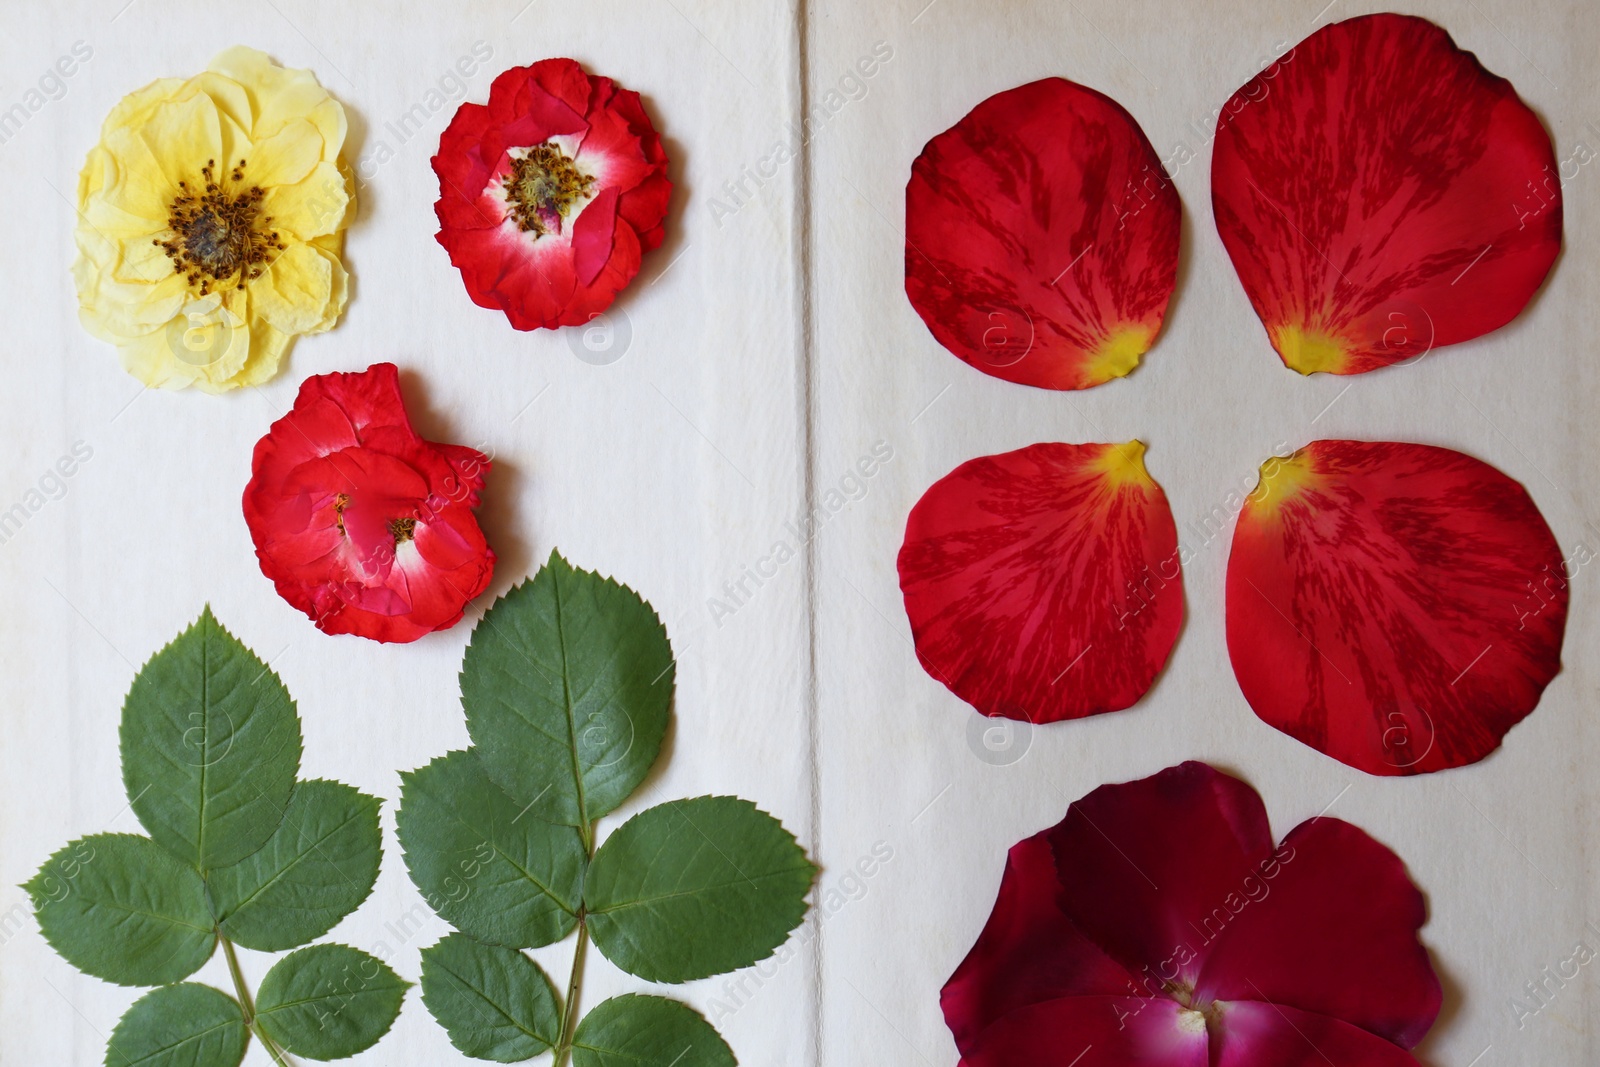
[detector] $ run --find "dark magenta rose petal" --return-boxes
[906,78,1180,390]
[1196,818,1441,1047]
[1049,763,1273,988]
[898,442,1182,723]
[1226,440,1567,774]
[944,764,1443,1063]
[942,833,1140,1055]
[1212,1001,1424,1067]
[959,996,1208,1067]
[1213,13,1561,375]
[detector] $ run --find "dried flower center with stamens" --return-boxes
[155,158,286,296]
[333,493,350,535]
[388,517,417,544]
[503,143,595,238]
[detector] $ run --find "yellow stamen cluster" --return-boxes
[388,517,417,544]
[155,158,285,295]
[505,143,595,237]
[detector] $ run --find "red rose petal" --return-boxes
[565,220,643,325]
[576,103,660,205]
[1226,440,1567,774]
[481,229,581,331]
[959,996,1208,1067]
[942,833,1140,1055]
[1212,13,1562,375]
[1213,1001,1423,1067]
[521,57,596,121]
[389,540,488,629]
[1048,762,1273,988]
[295,363,416,440]
[905,78,1180,391]
[1196,818,1442,1047]
[897,441,1182,722]
[572,185,620,286]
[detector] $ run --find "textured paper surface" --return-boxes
[0,1,1594,1065]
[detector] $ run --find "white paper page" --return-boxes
[0,1,812,1063]
[809,2,1596,1066]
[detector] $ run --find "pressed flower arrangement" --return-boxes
[900,13,1567,772]
[73,47,353,392]
[900,14,1569,1061]
[31,8,1584,1066]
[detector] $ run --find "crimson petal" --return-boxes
[906,78,1180,390]
[1212,1001,1423,1067]
[1196,818,1441,1047]
[959,996,1208,1067]
[1048,762,1274,989]
[1212,13,1561,375]
[942,833,1140,1055]
[898,442,1182,722]
[1226,440,1567,774]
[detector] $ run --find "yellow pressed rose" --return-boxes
[72,46,353,393]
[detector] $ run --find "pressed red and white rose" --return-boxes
[1212,13,1562,374]
[898,442,1182,722]
[905,78,1180,390]
[1227,440,1567,775]
[944,762,1442,1066]
[432,58,671,331]
[243,363,494,643]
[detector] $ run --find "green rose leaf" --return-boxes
[208,779,382,951]
[571,995,735,1067]
[397,750,585,948]
[120,607,302,870]
[255,943,408,1060]
[419,933,561,1062]
[463,551,674,827]
[26,834,214,987]
[105,983,247,1067]
[584,797,816,983]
